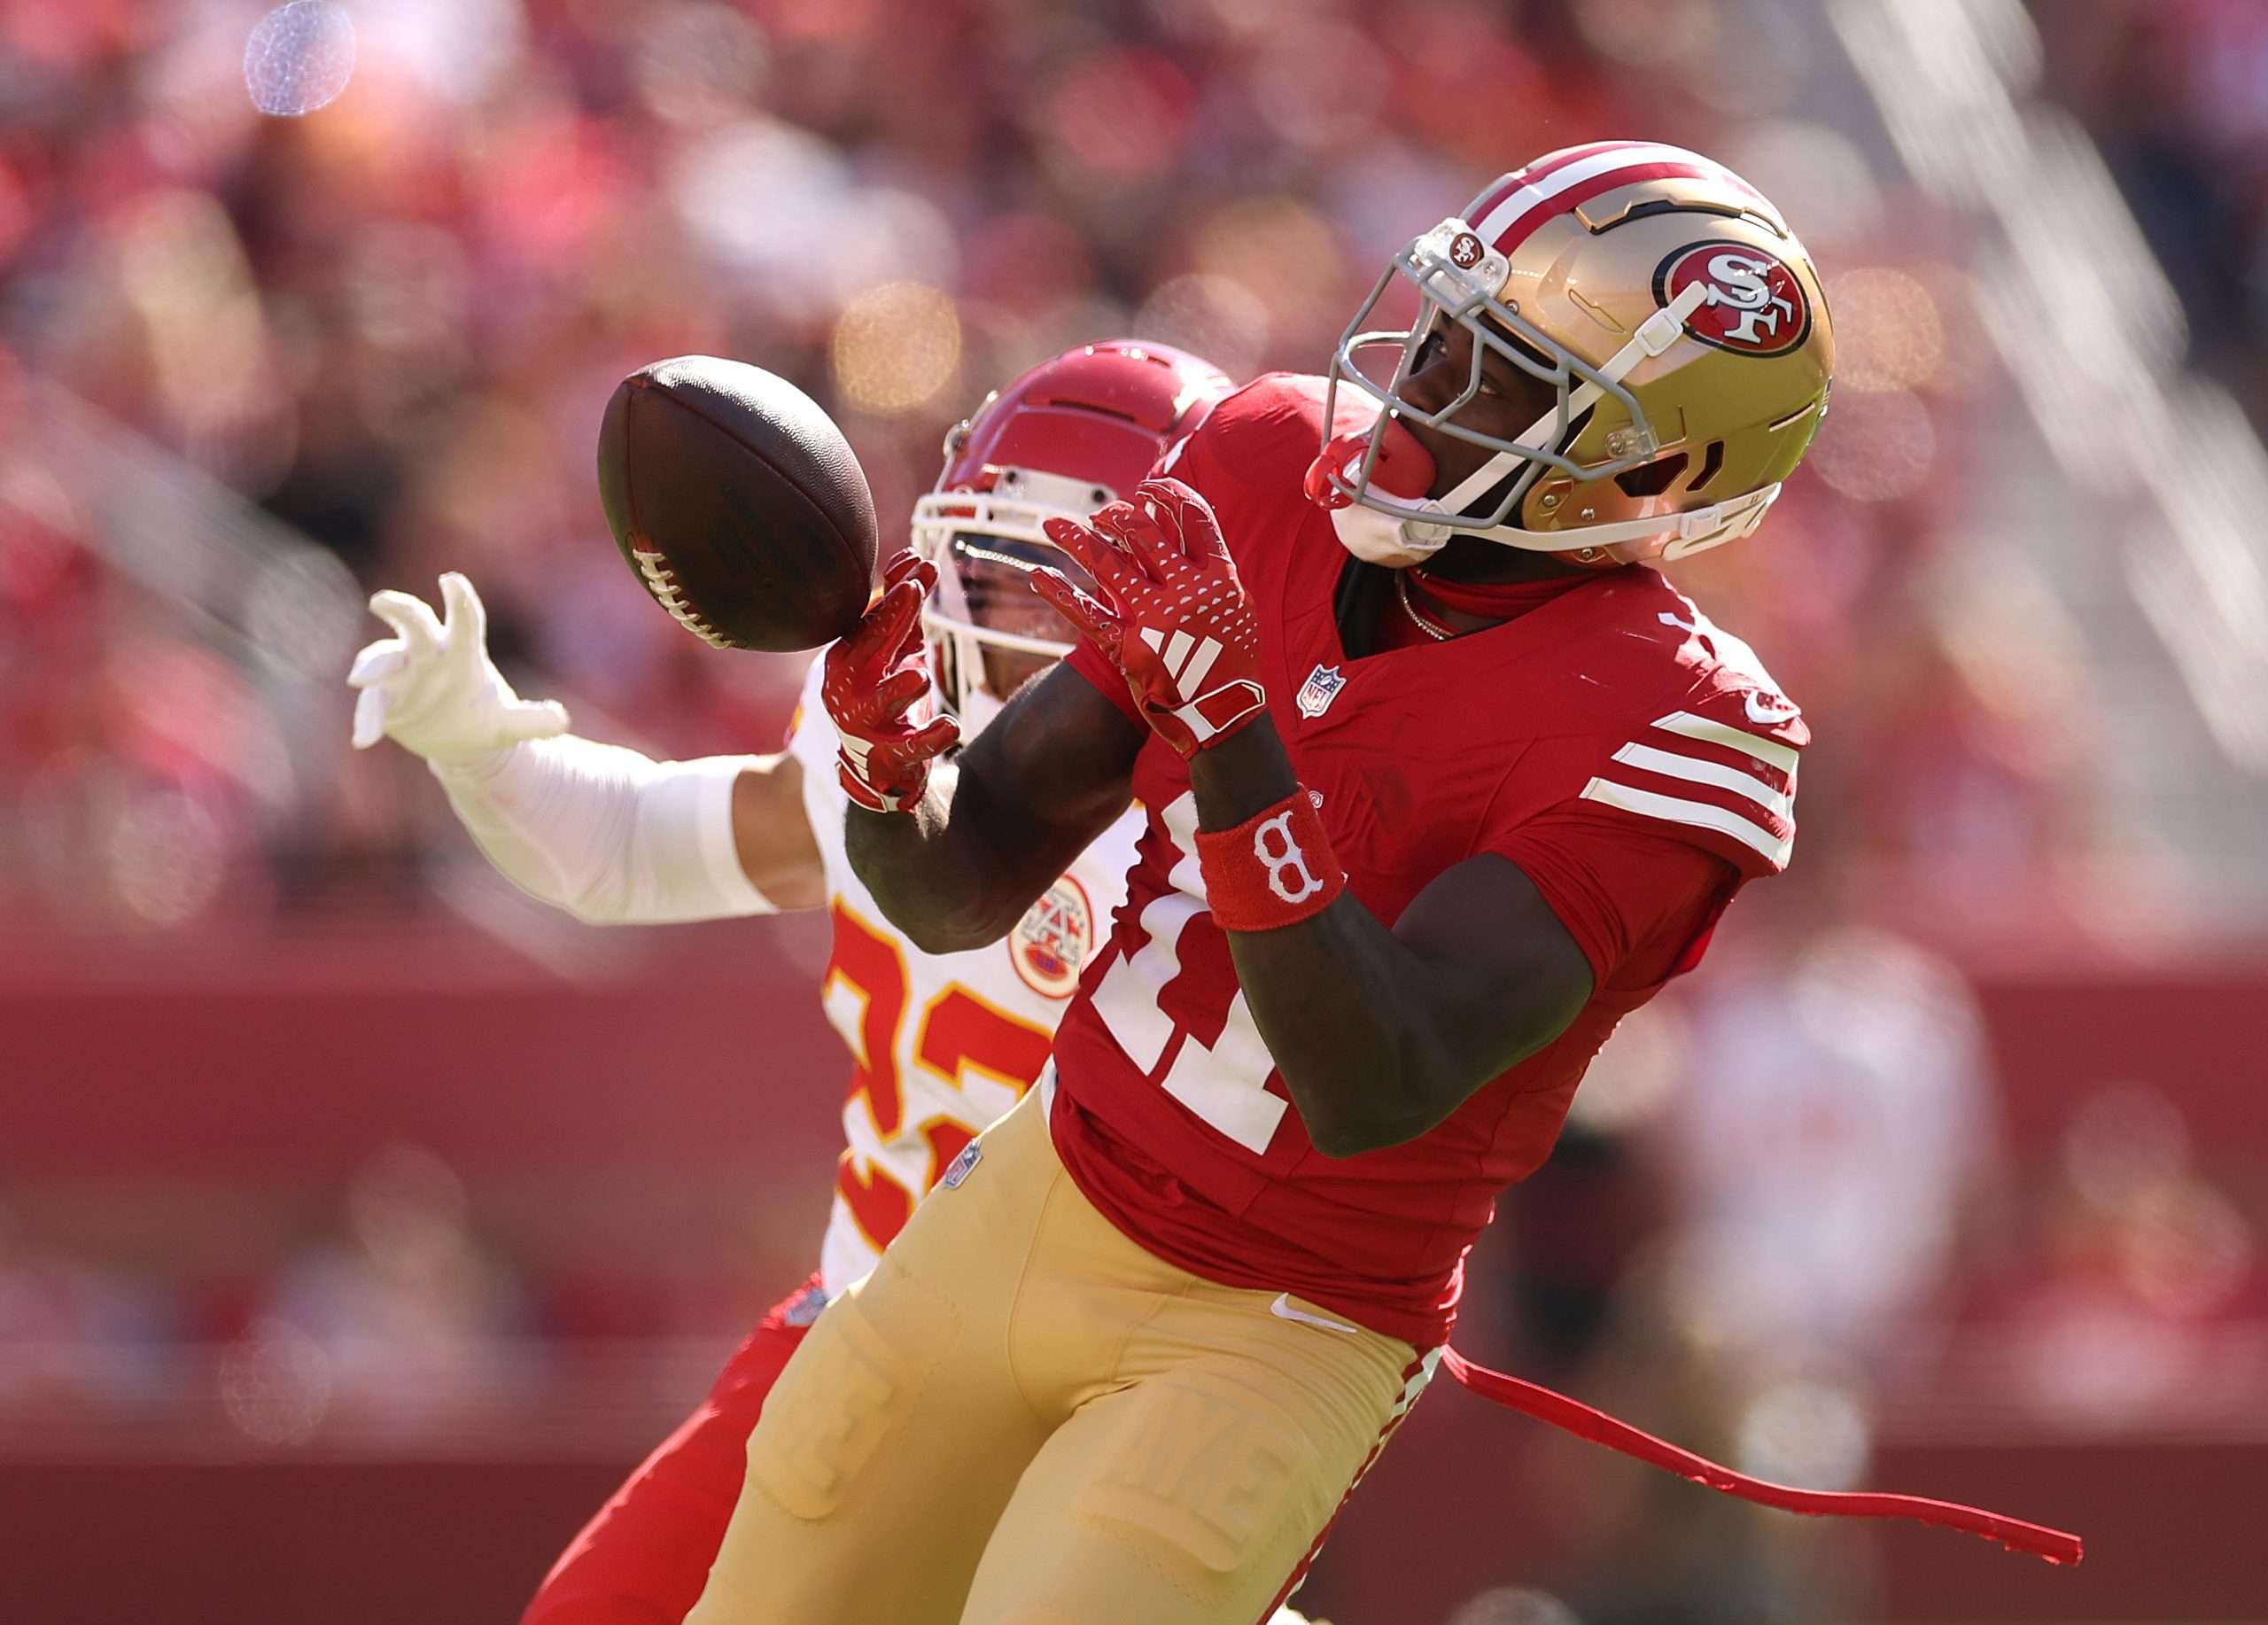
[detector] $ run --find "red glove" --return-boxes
[1035,478,1267,758]
[823,550,960,812]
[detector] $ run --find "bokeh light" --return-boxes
[1044,50,1197,183]
[108,789,226,929]
[832,283,962,416]
[670,123,956,313]
[1734,1377,1872,1491]
[1189,197,1346,362]
[1831,267,1948,393]
[2064,1085,2191,1209]
[242,2,356,118]
[632,4,770,127]
[1247,19,1392,153]
[1573,0,1721,68]
[1721,121,1882,246]
[670,119,850,292]
[352,0,526,106]
[220,1318,332,1445]
[2118,1183,2254,1318]
[1133,274,1270,385]
[1444,1589,1586,1625]
[349,1144,475,1279]
[247,545,363,680]
[1809,387,1937,501]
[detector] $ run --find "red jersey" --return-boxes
[1049,374,1807,1348]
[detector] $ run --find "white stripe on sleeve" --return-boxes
[1612,743,1792,819]
[1650,711,1799,774]
[1580,776,1792,867]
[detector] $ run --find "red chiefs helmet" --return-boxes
[913,339,1232,725]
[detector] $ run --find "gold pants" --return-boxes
[686,1087,1428,1625]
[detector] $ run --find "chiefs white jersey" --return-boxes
[785,656,1142,1294]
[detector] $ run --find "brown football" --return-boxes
[596,356,878,652]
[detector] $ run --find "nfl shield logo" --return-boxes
[1296,663,1347,719]
[939,1140,983,1189]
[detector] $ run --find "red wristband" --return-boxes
[1195,786,1347,931]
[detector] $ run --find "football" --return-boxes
[596,356,879,652]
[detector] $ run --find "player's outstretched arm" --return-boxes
[1042,479,1596,1156]
[349,572,824,921]
[828,554,1144,952]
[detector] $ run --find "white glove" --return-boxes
[347,570,776,923]
[348,572,569,760]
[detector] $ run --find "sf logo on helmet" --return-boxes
[1654,241,1811,355]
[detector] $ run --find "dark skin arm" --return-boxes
[845,662,1146,954]
[1187,719,1596,1157]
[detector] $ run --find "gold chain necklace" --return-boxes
[1396,571,1458,641]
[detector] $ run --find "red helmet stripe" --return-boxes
[1472,143,1767,260]
[1459,140,1657,227]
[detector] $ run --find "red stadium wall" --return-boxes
[1,927,2262,1623]
[12,932,2257,1176]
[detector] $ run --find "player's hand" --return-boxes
[824,549,960,812]
[1035,478,1266,758]
[347,572,570,762]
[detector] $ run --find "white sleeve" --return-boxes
[430,735,780,924]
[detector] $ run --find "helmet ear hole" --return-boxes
[1689,439,1726,492]
[1612,452,1690,499]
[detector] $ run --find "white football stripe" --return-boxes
[1612,743,1792,818]
[1163,628,1195,674]
[1473,144,1729,242]
[1177,634,1222,695]
[1581,776,1791,866]
[1651,710,1798,774]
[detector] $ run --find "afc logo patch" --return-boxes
[1295,663,1347,719]
[1653,240,1811,356]
[1010,875,1095,999]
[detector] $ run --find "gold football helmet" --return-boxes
[1314,140,1836,568]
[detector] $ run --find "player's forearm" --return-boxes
[842,773,1022,952]
[848,665,1141,953]
[1188,727,1566,1156]
[844,767,1099,953]
[435,736,787,925]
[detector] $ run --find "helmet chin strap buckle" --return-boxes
[1329,501,1450,568]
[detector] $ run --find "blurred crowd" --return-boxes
[0,0,2139,950]
[3,4,2261,1621]
[2039,0,2268,432]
